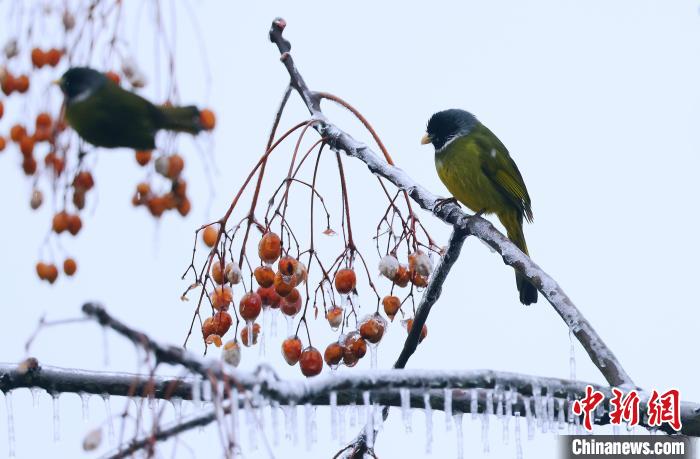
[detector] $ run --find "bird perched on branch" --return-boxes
[422,109,538,305]
[56,67,202,150]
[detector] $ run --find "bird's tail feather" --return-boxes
[500,212,538,306]
[157,105,202,134]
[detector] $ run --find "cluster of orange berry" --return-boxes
[35,258,77,284]
[0,71,30,96]
[31,47,63,69]
[4,111,63,176]
[131,152,191,218]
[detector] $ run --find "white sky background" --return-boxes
[1,1,700,458]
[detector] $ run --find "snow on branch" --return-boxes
[268,17,633,390]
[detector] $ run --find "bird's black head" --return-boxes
[422,109,479,151]
[57,67,107,102]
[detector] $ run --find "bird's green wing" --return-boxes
[67,79,160,149]
[473,124,534,222]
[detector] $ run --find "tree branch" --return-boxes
[267,17,633,389]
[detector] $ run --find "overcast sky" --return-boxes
[1,1,699,458]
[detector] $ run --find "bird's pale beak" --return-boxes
[420,133,432,145]
[51,78,62,86]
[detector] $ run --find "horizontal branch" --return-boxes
[3,362,698,438]
[0,361,191,399]
[268,18,633,390]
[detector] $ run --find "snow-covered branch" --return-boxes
[268,18,633,390]
[0,360,191,400]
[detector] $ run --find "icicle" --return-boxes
[6,390,16,458]
[172,397,183,423]
[228,387,240,441]
[533,385,542,430]
[260,307,269,357]
[363,391,374,449]
[515,412,523,459]
[202,379,212,403]
[330,391,338,440]
[423,393,433,454]
[283,403,293,441]
[102,394,115,444]
[400,388,412,432]
[369,343,378,369]
[524,395,534,440]
[285,315,294,337]
[349,402,357,427]
[311,406,318,445]
[547,392,555,433]
[557,398,565,430]
[271,308,279,337]
[503,390,512,445]
[470,388,478,420]
[192,374,202,408]
[338,406,346,444]
[52,392,61,442]
[271,400,280,446]
[496,388,504,419]
[569,329,577,381]
[31,387,41,408]
[373,402,383,432]
[79,392,89,421]
[482,390,493,453]
[291,402,299,446]
[454,413,464,459]
[244,396,258,450]
[444,388,453,431]
[305,403,313,450]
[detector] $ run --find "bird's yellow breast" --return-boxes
[434,136,510,215]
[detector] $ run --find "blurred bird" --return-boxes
[56,67,201,150]
[422,109,538,305]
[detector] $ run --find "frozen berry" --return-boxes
[254,265,275,288]
[257,286,281,309]
[378,254,399,280]
[299,347,323,377]
[211,260,225,284]
[15,75,29,93]
[52,211,69,233]
[22,156,37,175]
[63,258,77,276]
[73,171,94,191]
[67,214,82,235]
[324,342,344,367]
[10,124,26,142]
[205,334,222,348]
[225,262,242,285]
[46,48,62,67]
[326,306,344,330]
[35,112,52,129]
[210,286,233,310]
[334,268,356,294]
[73,189,85,210]
[295,261,308,285]
[31,48,45,67]
[222,340,241,367]
[45,264,59,284]
[239,291,262,321]
[240,323,261,347]
[258,232,281,264]
[36,262,49,280]
[278,256,298,277]
[359,314,386,344]
[19,136,35,156]
[274,271,297,297]
[0,136,5,152]
[382,295,401,321]
[202,225,218,248]
[344,332,367,359]
[281,337,302,365]
[280,288,302,317]
[147,196,166,217]
[410,270,428,288]
[211,311,232,336]
[0,100,4,119]
[177,197,191,217]
[393,265,411,288]
[199,109,216,130]
[135,150,151,166]
[167,154,184,178]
